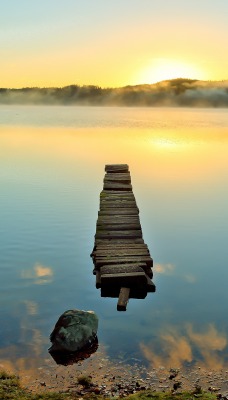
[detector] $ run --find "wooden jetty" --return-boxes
[91,164,155,311]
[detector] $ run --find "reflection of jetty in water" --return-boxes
[91,164,156,311]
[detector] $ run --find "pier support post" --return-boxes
[117,287,130,311]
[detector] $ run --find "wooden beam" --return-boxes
[117,287,130,311]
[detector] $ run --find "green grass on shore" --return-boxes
[0,370,217,400]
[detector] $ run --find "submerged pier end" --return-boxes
[91,164,155,311]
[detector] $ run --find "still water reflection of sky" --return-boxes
[0,106,228,375]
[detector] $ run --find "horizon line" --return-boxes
[1,77,228,91]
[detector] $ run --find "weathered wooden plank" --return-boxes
[95,230,142,239]
[98,213,139,219]
[103,182,132,191]
[117,288,130,311]
[97,218,140,225]
[95,249,150,257]
[100,264,145,275]
[100,201,138,209]
[92,249,149,260]
[104,178,131,185]
[100,197,136,203]
[104,173,131,183]
[96,223,141,231]
[93,247,148,257]
[94,238,144,245]
[99,262,148,270]
[95,243,148,249]
[100,197,136,204]
[95,255,153,269]
[101,190,134,195]
[105,172,130,178]
[105,164,129,173]
[98,208,139,215]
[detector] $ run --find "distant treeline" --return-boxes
[0,78,228,107]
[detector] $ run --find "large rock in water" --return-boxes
[49,309,98,352]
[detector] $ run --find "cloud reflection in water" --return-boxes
[21,263,53,285]
[140,323,227,370]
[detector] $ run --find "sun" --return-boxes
[137,59,205,84]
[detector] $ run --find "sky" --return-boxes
[0,0,228,88]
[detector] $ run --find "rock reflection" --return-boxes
[49,336,98,366]
[140,323,227,370]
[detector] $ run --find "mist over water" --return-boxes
[1,79,228,107]
[0,106,228,376]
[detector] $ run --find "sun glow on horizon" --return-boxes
[137,59,206,84]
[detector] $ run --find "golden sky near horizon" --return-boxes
[1,0,228,88]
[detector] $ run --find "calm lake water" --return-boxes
[0,105,228,374]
